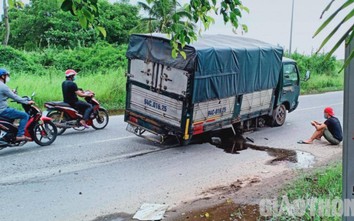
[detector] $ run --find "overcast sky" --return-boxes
[123,0,351,59]
[2,0,351,58]
[203,0,350,59]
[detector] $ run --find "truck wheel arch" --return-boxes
[282,102,291,110]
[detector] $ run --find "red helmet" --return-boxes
[65,69,77,77]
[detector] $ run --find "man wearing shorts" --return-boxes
[301,107,342,145]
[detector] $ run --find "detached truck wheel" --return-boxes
[272,104,287,126]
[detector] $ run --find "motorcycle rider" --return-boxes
[0,68,35,141]
[62,69,93,127]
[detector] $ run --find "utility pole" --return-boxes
[289,0,295,55]
[343,38,354,220]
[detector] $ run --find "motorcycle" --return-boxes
[0,93,58,150]
[44,90,109,135]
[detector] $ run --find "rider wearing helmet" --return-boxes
[0,68,35,141]
[62,69,93,127]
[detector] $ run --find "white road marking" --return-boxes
[296,102,343,112]
[90,135,136,144]
[55,135,136,149]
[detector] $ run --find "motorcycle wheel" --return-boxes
[47,111,67,135]
[33,121,58,146]
[92,108,109,130]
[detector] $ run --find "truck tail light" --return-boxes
[193,122,204,135]
[129,116,138,124]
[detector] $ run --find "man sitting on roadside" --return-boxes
[299,107,342,145]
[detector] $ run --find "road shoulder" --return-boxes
[164,152,342,221]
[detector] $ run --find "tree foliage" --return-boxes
[133,0,195,34]
[61,0,248,58]
[61,0,105,37]
[0,0,140,49]
[99,0,140,44]
[2,0,25,45]
[313,0,354,70]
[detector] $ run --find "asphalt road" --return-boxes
[0,91,343,221]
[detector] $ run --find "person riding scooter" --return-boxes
[0,68,35,141]
[62,69,93,127]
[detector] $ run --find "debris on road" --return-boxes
[210,137,221,145]
[133,203,168,220]
[246,137,254,143]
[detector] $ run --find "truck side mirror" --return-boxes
[304,70,310,82]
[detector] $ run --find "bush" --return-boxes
[0,43,128,74]
[37,43,128,73]
[0,46,43,73]
[287,52,339,77]
[284,52,343,94]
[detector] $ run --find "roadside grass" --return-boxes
[8,68,126,111]
[300,71,344,94]
[6,65,344,111]
[266,162,342,221]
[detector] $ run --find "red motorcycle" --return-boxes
[0,93,58,150]
[44,91,109,135]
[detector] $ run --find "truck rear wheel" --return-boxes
[272,104,287,126]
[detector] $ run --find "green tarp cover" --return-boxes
[126,34,283,103]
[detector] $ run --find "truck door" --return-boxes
[127,59,188,128]
[280,62,300,112]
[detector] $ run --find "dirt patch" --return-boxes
[172,202,260,221]
[108,109,125,116]
[200,177,261,198]
[164,169,297,221]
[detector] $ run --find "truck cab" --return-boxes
[271,58,300,126]
[281,58,300,111]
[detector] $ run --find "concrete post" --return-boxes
[343,38,354,220]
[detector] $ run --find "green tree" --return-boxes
[0,0,140,49]
[61,0,248,57]
[4,6,36,49]
[1,0,95,49]
[61,0,105,37]
[98,0,140,44]
[2,0,24,46]
[133,0,194,34]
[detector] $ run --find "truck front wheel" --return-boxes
[272,104,287,126]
